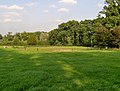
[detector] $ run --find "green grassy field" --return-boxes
[0,46,120,91]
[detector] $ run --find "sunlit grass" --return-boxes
[0,46,120,91]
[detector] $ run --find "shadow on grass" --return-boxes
[0,48,120,91]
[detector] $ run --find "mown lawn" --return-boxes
[0,46,120,91]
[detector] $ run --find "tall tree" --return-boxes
[100,0,120,17]
[99,0,120,29]
[93,27,113,48]
[6,32,13,41]
[21,32,29,41]
[111,26,120,48]
[0,34,2,40]
[27,35,37,45]
[49,29,59,45]
[13,36,20,46]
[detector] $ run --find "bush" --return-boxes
[27,35,37,45]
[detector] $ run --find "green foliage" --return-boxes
[37,40,49,46]
[0,31,49,46]
[21,32,29,41]
[100,0,120,17]
[99,0,120,29]
[13,36,20,46]
[48,0,120,48]
[111,26,120,48]
[34,31,49,46]
[0,34,3,45]
[49,20,95,47]
[6,32,14,41]
[27,35,37,45]
[93,27,113,48]
[49,29,59,45]
[0,34,2,40]
[49,20,82,46]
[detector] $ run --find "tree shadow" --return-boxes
[0,48,120,91]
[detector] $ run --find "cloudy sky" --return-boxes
[0,0,104,35]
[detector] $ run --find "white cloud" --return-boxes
[58,8,69,12]
[4,18,12,22]
[13,19,21,22]
[97,3,103,8]
[2,12,21,17]
[49,4,57,8]
[26,2,35,7]
[59,0,77,4]
[55,19,63,23]
[43,10,49,13]
[0,5,24,10]
[3,18,22,23]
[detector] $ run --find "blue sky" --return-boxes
[0,0,104,35]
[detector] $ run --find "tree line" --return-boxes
[49,0,120,48]
[0,0,120,48]
[0,31,49,46]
